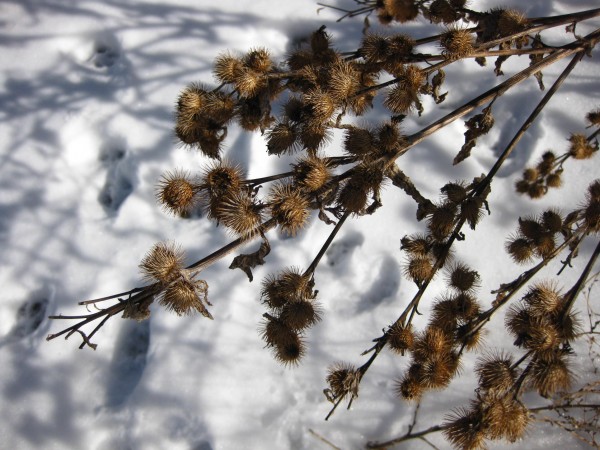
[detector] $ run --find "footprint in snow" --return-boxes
[0,288,53,346]
[98,143,136,215]
[104,319,150,408]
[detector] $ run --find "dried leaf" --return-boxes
[229,236,271,281]
[454,104,494,165]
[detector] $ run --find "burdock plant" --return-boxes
[47,2,600,448]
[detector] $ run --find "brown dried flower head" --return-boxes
[156,170,199,216]
[476,352,517,394]
[217,190,263,237]
[139,241,185,284]
[382,0,419,23]
[213,52,244,84]
[446,262,480,293]
[388,322,414,354]
[292,155,331,193]
[568,133,596,159]
[268,182,311,236]
[440,28,473,60]
[160,278,210,317]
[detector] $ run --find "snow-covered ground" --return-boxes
[0,1,599,449]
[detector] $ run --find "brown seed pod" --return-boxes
[139,241,184,284]
[383,0,419,23]
[304,88,336,123]
[541,209,563,233]
[586,108,600,126]
[522,167,539,182]
[588,179,600,201]
[156,170,200,216]
[235,67,267,98]
[280,298,322,331]
[428,202,458,241]
[266,121,298,155]
[337,179,369,215]
[443,406,486,450]
[243,47,272,73]
[568,133,596,159]
[326,363,356,400]
[441,182,468,204]
[344,127,375,157]
[160,278,207,316]
[532,231,556,259]
[518,216,543,240]
[413,326,452,360]
[525,317,560,353]
[360,34,390,63]
[200,161,244,198]
[529,352,573,397]
[506,304,533,346]
[524,281,563,316]
[395,373,424,402]
[268,182,311,236]
[584,198,600,233]
[546,172,562,188]
[428,0,460,24]
[400,233,430,257]
[440,28,473,60]
[388,322,414,354]
[384,66,424,114]
[460,197,485,230]
[327,59,360,103]
[453,292,481,319]
[430,297,459,332]
[299,122,332,152]
[376,122,405,154]
[484,395,529,442]
[217,190,263,237]
[505,235,534,264]
[404,255,434,285]
[292,155,331,193]
[261,267,315,310]
[476,352,517,394]
[497,9,528,37]
[176,83,207,120]
[446,262,480,293]
[213,52,244,84]
[418,352,461,389]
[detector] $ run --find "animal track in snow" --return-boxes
[104,320,150,408]
[98,144,136,214]
[325,231,365,267]
[0,288,53,346]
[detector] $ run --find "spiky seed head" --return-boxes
[556,311,581,342]
[326,362,356,400]
[506,236,534,263]
[461,197,485,230]
[420,351,461,389]
[383,0,419,23]
[384,84,415,115]
[524,282,563,316]
[532,231,556,259]
[243,47,272,73]
[177,83,207,119]
[360,34,390,62]
[588,179,600,201]
[140,241,184,283]
[160,279,207,316]
[506,304,533,345]
[217,190,263,237]
[440,28,473,60]
[476,352,516,393]
[266,121,298,155]
[447,262,480,292]
[273,330,306,367]
[280,298,322,331]
[428,202,458,241]
[203,92,236,124]
[454,292,481,319]
[376,122,404,153]
[443,407,486,450]
[522,167,539,182]
[286,49,314,71]
[299,122,331,152]
[515,179,530,194]
[283,97,305,123]
[525,318,560,353]
[404,255,433,285]
[304,88,336,123]
[268,182,310,236]
[442,182,468,204]
[414,327,452,360]
[497,8,528,37]
[213,52,244,84]
[337,180,368,214]
[328,60,360,102]
[388,322,414,354]
[235,67,267,98]
[310,26,331,55]
[201,161,244,199]
[428,0,459,24]
[587,108,600,126]
[344,127,375,157]
[457,323,484,351]
[376,9,394,25]
[568,133,596,159]
[292,155,331,193]
[261,267,315,310]
[518,217,543,240]
[260,315,296,347]
[530,352,573,397]
[389,34,415,56]
[546,172,562,188]
[484,396,529,442]
[584,184,600,232]
[400,234,430,256]
[156,170,199,215]
[395,374,424,402]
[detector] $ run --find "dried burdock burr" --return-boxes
[440,28,473,60]
[139,241,185,284]
[387,322,414,354]
[156,170,200,216]
[268,182,311,236]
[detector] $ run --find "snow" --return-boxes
[0,1,599,449]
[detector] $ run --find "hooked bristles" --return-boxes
[292,155,331,193]
[160,278,209,317]
[217,190,263,237]
[387,322,414,354]
[529,352,573,397]
[139,241,185,284]
[213,52,244,84]
[279,298,322,331]
[268,182,311,236]
[442,406,486,450]
[446,262,480,293]
[382,0,419,23]
[156,170,199,216]
[568,133,596,159]
[326,362,357,400]
[200,161,244,201]
[266,121,299,155]
[440,28,473,60]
